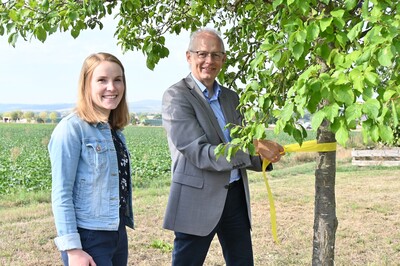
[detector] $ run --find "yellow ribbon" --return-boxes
[262,140,337,244]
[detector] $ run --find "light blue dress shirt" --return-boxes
[191,74,241,183]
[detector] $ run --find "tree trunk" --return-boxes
[312,119,338,265]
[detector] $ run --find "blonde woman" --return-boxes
[49,52,133,266]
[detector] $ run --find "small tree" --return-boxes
[24,111,35,122]
[10,110,22,121]
[39,111,48,123]
[49,111,58,123]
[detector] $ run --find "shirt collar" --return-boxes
[190,73,221,101]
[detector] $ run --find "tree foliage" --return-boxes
[1,0,399,148]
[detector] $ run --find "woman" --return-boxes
[49,52,133,266]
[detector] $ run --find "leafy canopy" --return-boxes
[1,0,399,153]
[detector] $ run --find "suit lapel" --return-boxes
[184,75,227,143]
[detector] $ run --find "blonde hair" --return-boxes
[75,52,130,129]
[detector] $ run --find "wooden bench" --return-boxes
[351,148,400,166]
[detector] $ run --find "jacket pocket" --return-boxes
[84,138,108,170]
[173,172,204,189]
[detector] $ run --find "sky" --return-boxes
[0,18,191,105]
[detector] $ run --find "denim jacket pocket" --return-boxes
[84,139,108,171]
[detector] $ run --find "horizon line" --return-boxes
[0,99,162,105]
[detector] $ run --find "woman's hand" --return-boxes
[253,139,285,163]
[67,249,96,266]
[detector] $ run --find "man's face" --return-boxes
[186,32,226,88]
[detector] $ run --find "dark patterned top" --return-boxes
[111,129,130,214]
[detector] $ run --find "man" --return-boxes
[161,28,284,266]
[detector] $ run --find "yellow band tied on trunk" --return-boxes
[262,140,337,244]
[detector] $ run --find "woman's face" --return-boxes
[90,61,125,117]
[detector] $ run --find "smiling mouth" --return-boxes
[103,95,118,99]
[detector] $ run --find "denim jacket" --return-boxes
[48,112,134,251]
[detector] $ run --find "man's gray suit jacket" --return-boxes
[162,74,270,236]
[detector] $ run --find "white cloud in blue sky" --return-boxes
[0,19,190,104]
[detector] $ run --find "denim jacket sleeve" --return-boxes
[48,115,83,251]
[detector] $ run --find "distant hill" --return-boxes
[0,100,162,114]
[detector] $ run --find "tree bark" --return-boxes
[312,119,338,265]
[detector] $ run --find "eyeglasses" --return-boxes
[189,50,225,60]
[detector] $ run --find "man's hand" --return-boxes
[253,139,285,163]
[67,249,96,266]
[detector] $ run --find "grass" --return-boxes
[1,156,400,265]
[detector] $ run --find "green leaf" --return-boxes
[344,0,358,10]
[8,10,19,21]
[333,85,354,105]
[291,43,304,60]
[370,124,379,142]
[296,30,307,43]
[347,50,362,62]
[353,78,364,93]
[307,84,322,113]
[272,50,282,65]
[333,52,345,68]
[325,103,340,123]
[333,17,346,30]
[335,124,349,147]
[356,48,372,64]
[378,45,394,67]
[347,21,363,42]
[336,32,348,49]
[331,9,345,18]
[320,17,333,32]
[311,110,325,130]
[306,23,320,41]
[362,99,380,119]
[215,144,225,160]
[383,90,396,101]
[254,124,266,139]
[34,26,47,42]
[280,102,294,122]
[71,28,80,38]
[245,4,254,11]
[379,125,394,143]
[8,32,18,47]
[160,46,169,58]
[345,103,362,124]
[42,0,49,9]
[68,11,79,21]
[333,71,348,85]
[292,128,303,144]
[227,146,234,162]
[272,0,284,9]
[146,56,156,70]
[317,43,331,61]
[392,100,399,128]
[364,70,379,85]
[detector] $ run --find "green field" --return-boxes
[0,123,171,194]
[0,123,318,195]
